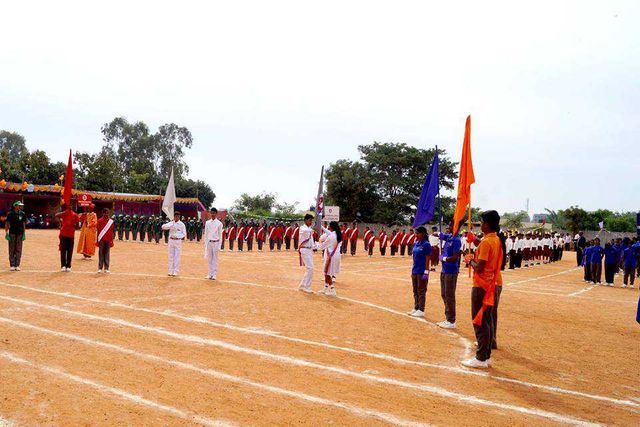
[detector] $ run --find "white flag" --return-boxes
[598,221,604,230]
[162,168,176,218]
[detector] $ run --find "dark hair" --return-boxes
[174,211,181,216]
[329,221,342,243]
[210,207,217,213]
[102,208,110,214]
[481,210,500,232]
[416,226,427,235]
[304,214,314,221]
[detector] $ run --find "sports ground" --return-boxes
[0,230,637,426]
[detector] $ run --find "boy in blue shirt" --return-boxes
[622,245,637,288]
[437,223,461,329]
[590,238,604,284]
[604,243,618,286]
[408,226,432,318]
[583,242,593,283]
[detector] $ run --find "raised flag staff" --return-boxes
[314,166,325,235]
[452,116,475,277]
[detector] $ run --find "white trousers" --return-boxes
[299,249,314,290]
[168,240,182,274]
[206,242,220,278]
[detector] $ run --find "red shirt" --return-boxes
[97,216,114,243]
[350,228,359,241]
[59,210,79,238]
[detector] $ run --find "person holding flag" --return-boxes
[463,210,503,368]
[160,169,186,277]
[96,208,115,273]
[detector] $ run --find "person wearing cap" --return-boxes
[161,210,187,277]
[5,201,27,271]
[96,208,115,273]
[408,226,432,318]
[55,204,80,272]
[77,204,98,259]
[297,213,317,293]
[203,207,223,280]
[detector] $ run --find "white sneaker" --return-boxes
[410,310,425,318]
[318,287,328,295]
[621,284,627,288]
[9,267,15,271]
[209,276,216,280]
[104,270,110,274]
[298,287,313,294]
[327,287,337,297]
[205,275,212,280]
[97,269,103,274]
[407,309,417,316]
[15,267,20,271]
[462,357,489,369]
[66,268,71,272]
[437,321,457,329]
[61,267,66,272]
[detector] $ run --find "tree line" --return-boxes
[0,119,216,208]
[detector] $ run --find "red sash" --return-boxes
[298,238,311,266]
[323,242,341,274]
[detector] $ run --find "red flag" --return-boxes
[452,116,475,236]
[63,150,73,206]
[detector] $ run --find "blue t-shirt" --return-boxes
[590,246,604,263]
[623,247,638,268]
[441,234,462,274]
[583,246,592,266]
[412,239,432,275]
[604,247,618,264]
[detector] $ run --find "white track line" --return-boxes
[0,416,13,427]
[0,350,232,427]
[0,317,427,427]
[0,281,636,409]
[568,285,597,297]
[0,295,600,426]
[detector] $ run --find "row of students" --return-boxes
[582,237,640,288]
[504,231,568,269]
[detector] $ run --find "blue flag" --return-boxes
[413,152,439,228]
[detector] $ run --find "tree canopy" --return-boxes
[0,121,215,208]
[326,142,458,224]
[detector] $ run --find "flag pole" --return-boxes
[468,196,472,278]
[436,146,442,235]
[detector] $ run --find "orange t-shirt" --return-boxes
[473,232,503,290]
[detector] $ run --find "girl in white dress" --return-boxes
[319,221,342,296]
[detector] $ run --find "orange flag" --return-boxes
[452,116,475,236]
[62,150,73,206]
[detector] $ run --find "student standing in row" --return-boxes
[55,204,80,272]
[5,201,26,271]
[204,208,222,280]
[437,224,461,329]
[407,226,431,318]
[463,211,503,369]
[96,208,115,273]
[162,211,186,277]
[319,221,342,296]
[297,214,316,293]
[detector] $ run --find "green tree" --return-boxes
[0,130,28,160]
[75,148,126,192]
[232,192,278,213]
[559,206,589,234]
[19,150,66,184]
[155,123,193,177]
[325,160,379,222]
[175,178,216,209]
[326,143,458,223]
[501,210,530,230]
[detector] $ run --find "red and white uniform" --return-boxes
[257,227,266,242]
[227,226,236,241]
[379,231,388,248]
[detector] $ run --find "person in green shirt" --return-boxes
[5,201,27,271]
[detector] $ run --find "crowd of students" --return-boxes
[578,235,640,288]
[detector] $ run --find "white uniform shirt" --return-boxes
[298,224,315,249]
[162,220,187,239]
[204,218,223,241]
[428,234,440,248]
[505,238,514,252]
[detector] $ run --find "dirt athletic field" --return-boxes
[0,230,637,426]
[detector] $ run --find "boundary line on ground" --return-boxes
[0,295,605,426]
[0,350,232,427]
[0,317,428,427]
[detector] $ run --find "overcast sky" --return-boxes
[1,1,638,215]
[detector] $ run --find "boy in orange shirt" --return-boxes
[463,210,503,369]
